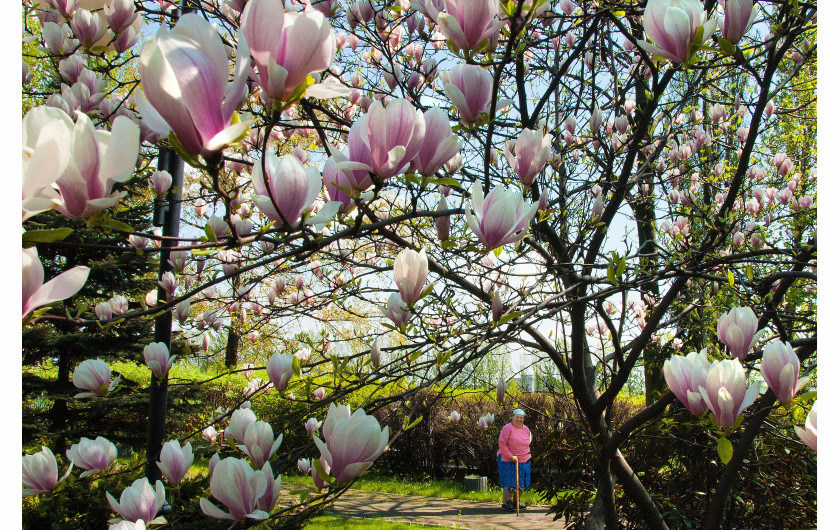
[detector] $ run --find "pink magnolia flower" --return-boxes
[66,436,117,477]
[297,458,311,474]
[72,359,119,398]
[106,478,166,526]
[637,0,717,63]
[251,153,321,226]
[504,128,552,185]
[313,387,327,400]
[157,440,194,485]
[382,292,412,326]
[313,403,390,483]
[413,108,462,177]
[370,338,381,368]
[720,0,756,45]
[760,341,808,404]
[717,306,760,360]
[698,359,760,428]
[144,342,175,378]
[435,195,451,241]
[393,247,428,305]
[23,248,90,319]
[795,400,817,452]
[50,112,139,219]
[663,350,712,415]
[432,0,500,51]
[150,170,172,196]
[203,425,219,443]
[238,421,283,469]
[305,417,322,435]
[492,290,502,322]
[241,1,340,104]
[346,99,426,181]
[266,352,294,392]
[322,154,358,213]
[465,181,538,249]
[256,461,282,513]
[442,64,493,125]
[22,446,72,497]
[225,408,257,445]
[200,457,269,521]
[21,107,73,221]
[136,14,252,157]
[449,410,461,423]
[496,376,505,404]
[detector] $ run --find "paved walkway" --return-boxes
[325,489,567,529]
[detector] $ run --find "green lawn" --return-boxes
[304,515,448,529]
[284,472,544,505]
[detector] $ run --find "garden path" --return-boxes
[324,488,567,529]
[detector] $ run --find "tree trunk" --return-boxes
[225,329,240,368]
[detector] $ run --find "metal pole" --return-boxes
[144,147,184,482]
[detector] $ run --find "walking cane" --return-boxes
[515,458,520,517]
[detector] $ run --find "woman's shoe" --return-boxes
[518,503,527,510]
[501,501,515,512]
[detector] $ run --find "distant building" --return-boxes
[517,373,535,392]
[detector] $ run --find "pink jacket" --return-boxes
[497,422,532,463]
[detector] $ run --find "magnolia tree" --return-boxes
[22,0,816,528]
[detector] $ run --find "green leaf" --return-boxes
[745,265,753,281]
[404,415,423,431]
[408,350,423,362]
[204,223,217,242]
[717,437,733,464]
[22,228,74,246]
[433,177,460,187]
[727,270,735,288]
[440,241,457,250]
[718,38,736,56]
[607,264,617,285]
[616,257,626,277]
[497,311,523,326]
[312,458,334,485]
[99,217,135,233]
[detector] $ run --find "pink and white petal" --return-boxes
[101,116,140,183]
[200,497,235,520]
[26,265,90,314]
[205,120,253,152]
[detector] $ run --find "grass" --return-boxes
[283,472,544,505]
[304,515,449,529]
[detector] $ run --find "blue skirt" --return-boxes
[497,454,530,489]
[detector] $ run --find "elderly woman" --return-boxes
[497,408,532,512]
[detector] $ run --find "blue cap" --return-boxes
[513,408,526,416]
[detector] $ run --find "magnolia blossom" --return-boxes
[203,425,219,443]
[297,458,312,474]
[346,99,425,181]
[225,408,257,445]
[238,421,283,469]
[663,350,712,415]
[22,107,71,220]
[266,352,294,392]
[313,387,327,400]
[465,181,538,249]
[435,195,451,241]
[23,247,90,319]
[137,14,251,156]
[66,436,117,477]
[382,292,412,326]
[717,306,760,360]
[449,411,461,423]
[370,338,381,368]
[442,64,492,125]
[256,461,282,513]
[795,400,817,452]
[720,0,757,45]
[72,358,119,398]
[251,153,321,226]
[305,417,322,435]
[504,128,552,185]
[430,0,500,51]
[200,457,270,521]
[144,342,175,378]
[637,0,717,63]
[699,359,760,428]
[496,376,505,403]
[313,403,389,483]
[106,478,166,526]
[413,108,462,177]
[393,248,428,305]
[22,446,72,497]
[241,1,341,104]
[760,341,808,404]
[157,440,193,485]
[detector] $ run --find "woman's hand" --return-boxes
[512,456,518,462]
